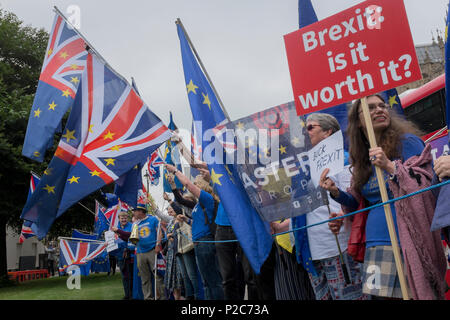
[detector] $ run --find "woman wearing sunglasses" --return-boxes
[320,94,447,300]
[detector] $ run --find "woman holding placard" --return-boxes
[321,94,447,300]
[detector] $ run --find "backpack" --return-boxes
[199,200,219,236]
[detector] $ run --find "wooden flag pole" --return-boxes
[360,97,409,300]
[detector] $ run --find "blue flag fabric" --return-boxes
[132,254,144,300]
[379,88,406,117]
[114,162,144,208]
[19,173,40,243]
[298,0,318,27]
[90,250,110,273]
[163,112,183,192]
[22,12,87,162]
[177,22,273,273]
[94,200,109,238]
[21,53,171,239]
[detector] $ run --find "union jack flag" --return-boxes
[147,150,164,186]
[19,173,40,243]
[22,11,87,162]
[21,52,171,239]
[137,189,147,205]
[58,238,107,272]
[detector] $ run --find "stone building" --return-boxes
[397,30,445,94]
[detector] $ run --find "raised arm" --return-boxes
[165,164,202,199]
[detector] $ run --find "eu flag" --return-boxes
[21,52,171,239]
[114,162,145,208]
[177,21,273,273]
[163,112,183,192]
[94,200,110,238]
[22,11,87,162]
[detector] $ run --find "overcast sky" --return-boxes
[2,0,448,205]
[1,0,448,130]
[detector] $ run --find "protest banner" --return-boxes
[284,0,422,300]
[224,101,326,222]
[308,130,344,187]
[284,0,421,116]
[104,230,118,253]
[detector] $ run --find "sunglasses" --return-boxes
[306,124,321,131]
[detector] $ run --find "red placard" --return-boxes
[284,0,421,116]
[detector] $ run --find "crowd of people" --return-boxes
[107,93,449,300]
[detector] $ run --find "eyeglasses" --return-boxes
[306,124,321,131]
[358,103,389,114]
[368,103,389,112]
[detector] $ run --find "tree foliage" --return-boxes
[0,9,100,244]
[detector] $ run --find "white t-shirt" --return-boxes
[306,165,351,261]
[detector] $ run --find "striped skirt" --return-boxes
[274,245,316,300]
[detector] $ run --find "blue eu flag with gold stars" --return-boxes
[177,21,273,273]
[21,52,171,239]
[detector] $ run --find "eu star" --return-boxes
[67,176,80,184]
[62,89,71,97]
[43,184,55,194]
[202,93,211,110]
[62,129,76,143]
[48,101,57,111]
[105,158,116,166]
[388,95,398,107]
[210,168,223,186]
[33,108,42,118]
[103,131,115,140]
[186,80,199,94]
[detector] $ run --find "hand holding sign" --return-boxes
[308,130,344,188]
[319,168,339,199]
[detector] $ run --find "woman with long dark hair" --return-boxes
[321,94,447,299]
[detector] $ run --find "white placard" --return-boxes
[104,230,118,252]
[308,130,345,187]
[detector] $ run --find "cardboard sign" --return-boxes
[104,230,118,252]
[284,0,421,116]
[308,130,345,187]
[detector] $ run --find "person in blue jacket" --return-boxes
[165,163,224,300]
[114,204,165,300]
[321,94,425,299]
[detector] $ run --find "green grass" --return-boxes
[0,273,124,300]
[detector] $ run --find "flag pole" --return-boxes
[52,6,129,85]
[360,96,409,300]
[175,18,231,121]
[424,126,448,143]
[58,236,105,243]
